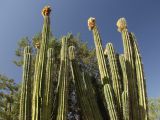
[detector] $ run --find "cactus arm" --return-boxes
[56,37,69,120]
[119,55,130,120]
[32,6,51,120]
[42,48,55,120]
[88,17,110,84]
[105,43,122,115]
[19,46,32,120]
[117,18,140,120]
[130,33,149,120]
[69,46,100,120]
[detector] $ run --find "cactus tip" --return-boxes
[69,46,75,60]
[42,6,51,17]
[88,17,96,31]
[116,17,127,32]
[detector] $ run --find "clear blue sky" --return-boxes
[0,0,160,98]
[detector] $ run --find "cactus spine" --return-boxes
[19,46,32,120]
[56,37,69,120]
[32,6,51,120]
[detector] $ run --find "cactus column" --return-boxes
[117,18,140,120]
[42,48,55,120]
[105,43,122,117]
[19,46,32,120]
[69,46,103,120]
[56,37,69,120]
[130,33,149,120]
[88,17,110,84]
[32,6,51,120]
[88,17,119,120]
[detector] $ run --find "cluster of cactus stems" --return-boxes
[19,5,149,120]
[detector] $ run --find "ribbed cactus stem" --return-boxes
[32,6,51,120]
[130,33,149,120]
[42,48,55,120]
[69,46,102,120]
[119,55,130,120]
[56,37,69,120]
[88,17,110,84]
[82,72,103,120]
[19,46,32,120]
[117,17,139,120]
[105,43,122,114]
[103,84,119,120]
[122,91,129,120]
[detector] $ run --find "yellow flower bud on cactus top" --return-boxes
[116,18,127,32]
[42,6,51,17]
[88,17,96,30]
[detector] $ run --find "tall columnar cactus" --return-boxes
[82,72,103,120]
[119,55,130,120]
[32,6,51,120]
[69,46,103,120]
[42,48,55,120]
[19,46,32,120]
[117,18,140,120]
[56,37,69,120]
[88,17,110,84]
[105,43,122,115]
[130,33,149,120]
[88,17,119,120]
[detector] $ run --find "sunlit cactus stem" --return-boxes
[88,17,119,119]
[19,46,32,120]
[105,43,122,116]
[130,33,149,120]
[56,37,69,120]
[32,6,51,120]
[88,17,110,84]
[42,48,55,120]
[117,17,140,120]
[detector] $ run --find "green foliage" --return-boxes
[0,74,20,120]
[148,98,160,120]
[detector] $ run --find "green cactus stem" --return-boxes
[103,84,119,120]
[56,37,69,120]
[88,17,110,84]
[19,46,32,120]
[117,17,140,120]
[130,33,149,120]
[42,48,55,120]
[69,46,103,120]
[105,43,122,115]
[32,6,51,120]
[119,54,130,120]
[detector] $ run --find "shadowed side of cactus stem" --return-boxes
[130,33,149,120]
[105,43,123,117]
[119,54,130,120]
[56,37,69,120]
[32,6,51,120]
[117,17,140,120]
[69,46,103,120]
[42,48,55,120]
[19,46,32,120]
